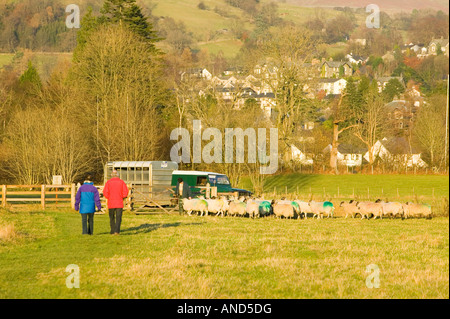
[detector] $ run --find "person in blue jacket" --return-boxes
[75,174,102,235]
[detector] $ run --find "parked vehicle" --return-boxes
[171,170,252,197]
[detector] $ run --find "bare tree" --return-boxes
[71,24,167,163]
[259,25,320,162]
[412,94,447,169]
[352,85,388,169]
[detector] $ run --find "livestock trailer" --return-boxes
[104,161,179,209]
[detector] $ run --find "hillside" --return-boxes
[287,0,449,13]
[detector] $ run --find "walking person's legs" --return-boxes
[178,198,183,215]
[114,208,123,234]
[81,214,88,234]
[109,209,116,234]
[87,213,94,235]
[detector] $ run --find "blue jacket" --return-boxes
[75,182,102,214]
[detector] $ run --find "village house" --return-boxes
[320,60,353,78]
[181,68,213,81]
[346,53,368,65]
[384,100,413,132]
[318,78,347,96]
[376,76,404,93]
[428,37,449,56]
[286,142,314,166]
[364,137,428,168]
[323,144,367,168]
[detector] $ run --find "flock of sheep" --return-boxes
[181,196,433,220]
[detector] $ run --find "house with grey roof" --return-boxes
[428,37,449,56]
[364,137,427,168]
[320,60,353,78]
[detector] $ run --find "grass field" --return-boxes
[0,53,14,69]
[238,173,449,202]
[0,208,448,299]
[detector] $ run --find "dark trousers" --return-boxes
[109,208,123,234]
[178,198,184,215]
[81,213,94,235]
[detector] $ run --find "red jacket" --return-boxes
[103,177,129,208]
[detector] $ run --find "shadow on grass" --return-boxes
[117,221,205,235]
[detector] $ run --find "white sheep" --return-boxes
[309,201,335,219]
[402,202,432,219]
[182,198,208,216]
[339,200,360,218]
[356,201,383,219]
[228,200,247,217]
[294,200,312,219]
[376,200,404,219]
[246,199,260,218]
[205,197,229,217]
[272,201,295,219]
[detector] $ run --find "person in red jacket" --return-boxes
[103,170,129,235]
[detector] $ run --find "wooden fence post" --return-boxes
[206,183,210,199]
[71,183,76,209]
[2,185,6,208]
[41,185,46,210]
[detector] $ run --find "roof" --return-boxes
[321,60,351,68]
[323,144,367,154]
[106,161,178,168]
[380,137,420,155]
[430,38,449,46]
[172,170,225,176]
[319,78,346,83]
[337,144,368,154]
[377,76,404,85]
[385,100,408,111]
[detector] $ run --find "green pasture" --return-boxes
[238,173,449,201]
[0,208,448,298]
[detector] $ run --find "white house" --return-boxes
[181,68,212,81]
[324,144,367,167]
[376,76,404,93]
[346,53,368,65]
[364,137,428,168]
[318,78,347,96]
[428,38,449,56]
[287,143,313,165]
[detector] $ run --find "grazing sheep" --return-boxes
[272,201,295,219]
[377,201,404,219]
[309,201,335,219]
[228,200,247,217]
[276,199,300,218]
[356,201,383,219]
[339,200,360,218]
[205,197,229,217]
[258,200,272,217]
[294,200,312,219]
[246,199,260,218]
[402,202,432,219]
[182,198,208,216]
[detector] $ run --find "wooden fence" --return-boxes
[0,184,219,212]
[0,184,127,211]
